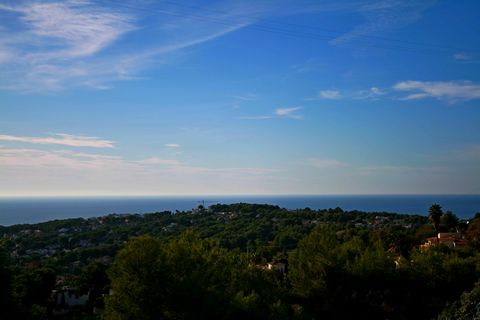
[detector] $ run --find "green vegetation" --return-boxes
[429,203,444,233]
[1,203,479,319]
[106,232,286,319]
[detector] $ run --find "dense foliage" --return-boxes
[1,203,479,319]
[106,232,286,320]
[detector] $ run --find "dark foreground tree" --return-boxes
[438,279,480,319]
[0,244,17,320]
[429,204,444,233]
[439,211,459,232]
[288,226,396,319]
[13,267,56,319]
[77,261,110,313]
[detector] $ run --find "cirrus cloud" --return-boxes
[319,90,341,99]
[0,0,259,92]
[0,146,280,196]
[240,106,302,120]
[275,107,302,119]
[393,80,480,102]
[0,133,115,148]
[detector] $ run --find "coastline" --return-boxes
[1,194,479,226]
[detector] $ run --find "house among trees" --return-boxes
[421,232,469,249]
[266,258,288,273]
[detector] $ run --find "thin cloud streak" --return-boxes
[0,133,115,148]
[331,0,435,45]
[453,52,472,61]
[238,115,273,120]
[0,148,124,169]
[240,107,302,120]
[453,52,479,62]
[147,23,248,57]
[393,80,480,102]
[0,147,276,176]
[0,1,255,92]
[233,94,257,101]
[306,81,480,103]
[306,87,384,101]
[275,107,302,119]
[319,90,341,99]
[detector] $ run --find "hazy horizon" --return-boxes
[1,193,479,200]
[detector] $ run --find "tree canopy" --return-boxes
[429,204,444,232]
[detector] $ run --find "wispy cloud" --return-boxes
[307,81,480,103]
[393,80,480,102]
[331,0,435,45]
[291,58,324,73]
[127,22,250,63]
[238,115,273,120]
[165,143,180,148]
[0,147,278,176]
[240,107,302,120]
[0,1,258,92]
[18,2,133,59]
[307,87,384,101]
[0,148,124,170]
[233,94,257,101]
[0,0,135,91]
[0,146,279,195]
[453,52,471,61]
[0,133,114,148]
[275,107,302,119]
[357,164,446,176]
[453,52,479,63]
[319,90,341,100]
[352,86,386,100]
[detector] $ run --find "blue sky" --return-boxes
[0,0,479,196]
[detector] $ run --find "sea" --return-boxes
[0,195,479,226]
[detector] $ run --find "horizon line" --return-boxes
[0,193,479,198]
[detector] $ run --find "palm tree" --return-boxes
[428,204,443,233]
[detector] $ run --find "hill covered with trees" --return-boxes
[1,203,480,319]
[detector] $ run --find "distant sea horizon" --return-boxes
[0,194,479,226]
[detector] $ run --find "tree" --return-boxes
[12,267,56,319]
[0,243,17,320]
[438,279,480,319]
[288,226,396,319]
[105,235,166,320]
[439,211,459,232]
[428,204,444,233]
[105,231,286,320]
[77,261,109,313]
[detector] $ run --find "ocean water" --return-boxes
[0,195,479,226]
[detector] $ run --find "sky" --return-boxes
[0,0,479,196]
